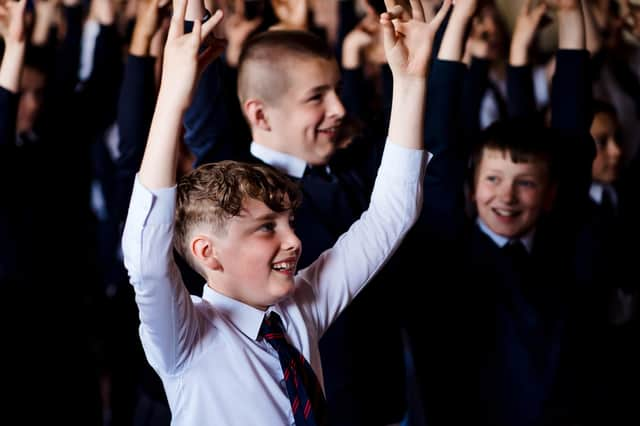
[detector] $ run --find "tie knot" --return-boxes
[504,239,529,260]
[304,165,333,182]
[260,312,286,342]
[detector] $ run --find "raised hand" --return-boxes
[510,0,548,66]
[343,5,381,69]
[0,0,27,92]
[0,0,27,45]
[31,0,60,46]
[224,0,262,67]
[159,0,226,110]
[90,0,117,25]
[130,0,168,55]
[270,0,308,30]
[380,0,451,79]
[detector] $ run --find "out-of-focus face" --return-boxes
[473,148,556,238]
[471,5,504,60]
[17,66,46,134]
[591,111,622,184]
[265,57,345,166]
[209,197,301,311]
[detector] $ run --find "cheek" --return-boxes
[474,184,493,204]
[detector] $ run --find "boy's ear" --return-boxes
[245,99,271,131]
[191,236,223,272]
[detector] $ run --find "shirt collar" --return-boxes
[250,142,308,178]
[202,285,289,340]
[589,182,618,206]
[476,217,535,253]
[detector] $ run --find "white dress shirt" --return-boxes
[250,142,333,178]
[122,143,427,425]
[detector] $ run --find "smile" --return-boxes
[492,208,521,218]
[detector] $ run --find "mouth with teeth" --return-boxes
[317,125,340,142]
[492,207,522,220]
[272,260,297,276]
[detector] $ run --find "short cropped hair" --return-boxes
[237,30,334,107]
[470,117,559,182]
[174,161,302,274]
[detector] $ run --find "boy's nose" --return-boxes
[498,183,516,203]
[327,91,346,119]
[282,229,302,254]
[607,139,622,159]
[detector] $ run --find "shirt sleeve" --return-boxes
[296,143,428,336]
[121,176,204,376]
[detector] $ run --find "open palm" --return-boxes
[381,0,451,78]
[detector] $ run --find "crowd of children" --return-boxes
[1,0,639,425]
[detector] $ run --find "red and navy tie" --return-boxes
[260,312,328,426]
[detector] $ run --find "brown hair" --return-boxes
[237,30,335,107]
[174,161,302,273]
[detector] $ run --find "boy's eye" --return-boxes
[259,222,276,232]
[307,94,323,103]
[485,175,498,183]
[516,180,536,188]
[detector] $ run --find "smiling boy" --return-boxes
[121,0,447,424]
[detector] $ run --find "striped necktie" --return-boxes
[260,312,328,426]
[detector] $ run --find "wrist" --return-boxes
[3,41,26,57]
[342,43,364,69]
[509,42,529,66]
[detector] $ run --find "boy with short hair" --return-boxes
[122,1,447,424]
[408,1,615,425]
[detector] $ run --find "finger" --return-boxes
[430,0,451,27]
[191,17,202,48]
[16,0,28,14]
[531,2,548,22]
[168,0,187,40]
[234,0,244,16]
[410,0,425,21]
[383,0,397,11]
[380,11,397,52]
[385,4,405,20]
[201,8,224,40]
[521,0,533,15]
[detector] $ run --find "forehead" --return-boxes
[591,111,617,131]
[478,148,548,175]
[285,57,340,92]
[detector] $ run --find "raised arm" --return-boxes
[0,0,26,146]
[300,0,451,334]
[382,0,451,150]
[0,0,26,94]
[115,0,168,224]
[507,0,548,118]
[122,0,225,375]
[548,0,594,217]
[416,0,476,240]
[139,3,225,189]
[549,0,589,131]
